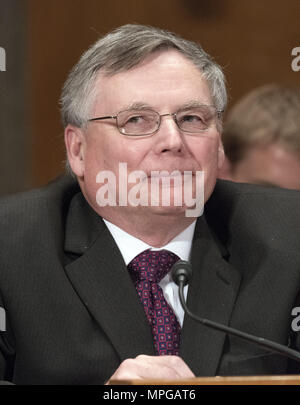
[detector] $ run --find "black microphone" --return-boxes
[171,260,300,362]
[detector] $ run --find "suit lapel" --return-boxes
[180,216,241,376]
[64,193,155,361]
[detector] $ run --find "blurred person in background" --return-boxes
[219,84,300,189]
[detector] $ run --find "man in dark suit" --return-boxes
[1,24,300,384]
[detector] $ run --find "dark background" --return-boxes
[0,0,299,195]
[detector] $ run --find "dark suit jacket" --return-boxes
[0,175,300,384]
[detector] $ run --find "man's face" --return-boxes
[66,50,224,219]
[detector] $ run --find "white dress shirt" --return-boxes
[103,219,197,327]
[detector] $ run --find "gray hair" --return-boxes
[60,24,227,129]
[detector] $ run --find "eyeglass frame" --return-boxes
[88,105,223,136]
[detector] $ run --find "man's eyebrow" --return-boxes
[120,100,212,111]
[179,100,212,110]
[120,102,153,110]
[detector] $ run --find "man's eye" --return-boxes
[126,115,143,124]
[181,114,203,123]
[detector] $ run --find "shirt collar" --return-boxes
[103,219,197,266]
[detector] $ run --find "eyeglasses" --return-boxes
[88,105,222,136]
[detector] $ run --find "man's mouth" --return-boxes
[146,170,197,178]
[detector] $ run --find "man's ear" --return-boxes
[64,125,86,177]
[218,155,234,181]
[217,141,225,170]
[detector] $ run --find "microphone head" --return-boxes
[171,260,192,286]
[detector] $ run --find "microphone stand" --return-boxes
[177,276,300,363]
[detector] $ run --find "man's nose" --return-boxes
[154,114,184,154]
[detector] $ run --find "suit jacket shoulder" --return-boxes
[0,175,79,256]
[205,179,300,256]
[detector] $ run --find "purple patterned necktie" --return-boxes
[127,249,181,356]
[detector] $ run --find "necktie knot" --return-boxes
[128,249,180,284]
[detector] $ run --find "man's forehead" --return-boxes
[95,49,205,86]
[92,54,211,114]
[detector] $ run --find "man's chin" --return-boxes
[132,204,197,218]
